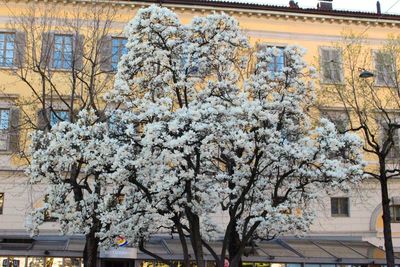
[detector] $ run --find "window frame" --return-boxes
[43,194,57,222]
[390,204,400,223]
[0,108,10,151]
[320,109,349,134]
[373,50,397,87]
[0,32,16,68]
[52,34,74,70]
[257,44,287,75]
[319,46,344,84]
[111,37,127,72]
[378,116,400,160]
[0,193,4,215]
[331,197,350,217]
[268,46,286,73]
[50,110,70,127]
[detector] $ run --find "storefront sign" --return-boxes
[100,248,138,259]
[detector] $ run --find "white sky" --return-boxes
[218,0,400,14]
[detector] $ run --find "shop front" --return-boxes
[0,235,398,267]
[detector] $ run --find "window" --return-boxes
[374,51,396,87]
[380,120,400,160]
[181,43,199,75]
[331,197,349,217]
[391,205,400,223]
[0,193,4,214]
[43,194,57,222]
[53,34,73,69]
[321,110,348,133]
[0,33,15,67]
[111,38,127,71]
[268,47,285,73]
[50,110,69,127]
[320,47,343,83]
[0,109,10,151]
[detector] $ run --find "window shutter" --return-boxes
[321,49,332,82]
[13,32,26,68]
[74,34,84,71]
[37,108,49,131]
[330,49,342,83]
[99,36,113,72]
[375,52,386,85]
[40,32,54,69]
[8,107,20,153]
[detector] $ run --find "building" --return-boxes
[0,0,400,265]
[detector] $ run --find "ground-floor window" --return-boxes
[390,205,400,223]
[0,257,82,267]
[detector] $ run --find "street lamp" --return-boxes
[359,68,374,78]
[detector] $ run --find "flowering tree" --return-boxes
[26,109,136,267]
[101,5,365,267]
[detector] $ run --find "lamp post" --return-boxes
[359,68,374,78]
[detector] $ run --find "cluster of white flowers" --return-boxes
[27,5,365,263]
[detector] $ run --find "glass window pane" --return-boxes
[111,38,127,71]
[9,257,26,267]
[140,261,155,267]
[6,40,14,50]
[0,134,8,151]
[53,35,73,69]
[64,258,81,267]
[50,110,69,126]
[0,193,4,214]
[27,257,44,267]
[0,110,10,130]
[331,197,349,216]
[0,257,8,267]
[64,36,72,46]
[45,258,63,267]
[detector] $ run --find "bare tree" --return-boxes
[6,2,122,266]
[321,32,400,267]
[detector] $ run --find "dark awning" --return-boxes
[0,235,84,257]
[0,235,397,265]
[136,237,399,265]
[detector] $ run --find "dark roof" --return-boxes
[140,0,400,21]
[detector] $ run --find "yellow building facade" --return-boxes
[0,0,400,265]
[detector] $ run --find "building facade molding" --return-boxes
[4,0,400,28]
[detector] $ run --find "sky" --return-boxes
[218,0,400,14]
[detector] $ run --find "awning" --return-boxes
[135,237,399,265]
[0,235,398,265]
[0,235,84,257]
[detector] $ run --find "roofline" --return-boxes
[134,0,400,21]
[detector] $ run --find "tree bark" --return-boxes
[228,218,242,267]
[379,171,395,267]
[186,208,205,267]
[83,229,99,267]
[175,218,190,267]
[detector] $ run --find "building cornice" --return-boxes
[5,0,400,28]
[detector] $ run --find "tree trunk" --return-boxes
[186,209,205,267]
[175,219,190,267]
[228,219,242,267]
[380,175,395,267]
[83,230,99,267]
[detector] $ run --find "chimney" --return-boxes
[377,1,381,15]
[317,0,333,11]
[289,0,299,8]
